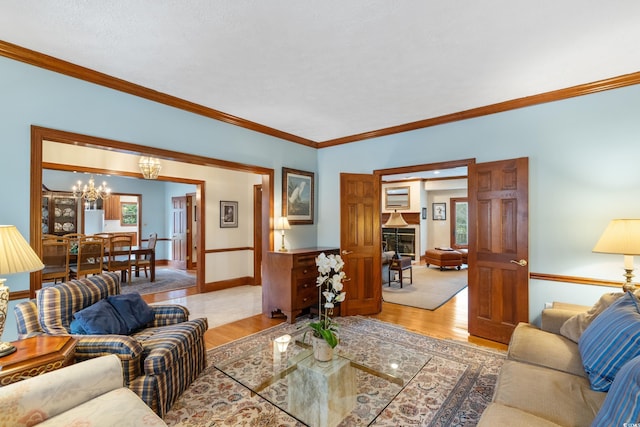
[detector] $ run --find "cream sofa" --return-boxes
[0,354,166,426]
[479,292,640,426]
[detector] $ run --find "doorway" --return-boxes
[30,126,274,298]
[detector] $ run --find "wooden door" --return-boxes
[340,173,382,316]
[253,184,263,285]
[468,157,529,344]
[186,193,197,270]
[172,196,187,270]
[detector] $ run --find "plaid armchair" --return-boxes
[14,272,208,418]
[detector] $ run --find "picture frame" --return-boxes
[282,167,314,225]
[432,203,446,220]
[422,207,427,220]
[385,186,410,209]
[220,201,238,228]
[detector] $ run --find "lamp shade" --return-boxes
[277,217,291,230]
[593,219,640,255]
[384,211,408,228]
[0,225,44,274]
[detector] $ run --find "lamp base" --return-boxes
[0,341,16,357]
[622,268,636,292]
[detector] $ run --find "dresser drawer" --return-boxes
[292,253,318,268]
[296,285,318,308]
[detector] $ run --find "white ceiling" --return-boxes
[1,1,639,143]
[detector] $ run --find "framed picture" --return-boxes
[432,203,446,220]
[220,201,238,228]
[385,186,410,209]
[282,167,314,225]
[422,207,427,220]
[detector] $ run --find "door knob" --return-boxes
[341,250,353,255]
[510,259,528,267]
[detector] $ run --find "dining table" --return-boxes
[69,245,155,282]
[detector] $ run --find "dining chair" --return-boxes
[134,233,157,278]
[104,234,133,283]
[69,236,104,279]
[42,238,70,284]
[63,232,85,254]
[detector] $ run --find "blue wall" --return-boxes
[2,52,639,340]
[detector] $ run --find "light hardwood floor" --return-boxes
[144,286,507,352]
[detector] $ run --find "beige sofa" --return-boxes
[479,301,606,426]
[381,250,395,285]
[0,354,166,426]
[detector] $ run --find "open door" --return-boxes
[468,157,529,344]
[340,173,382,316]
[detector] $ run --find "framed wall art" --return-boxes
[432,202,446,221]
[282,167,314,225]
[220,201,238,228]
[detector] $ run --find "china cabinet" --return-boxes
[42,192,79,235]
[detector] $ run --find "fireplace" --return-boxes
[382,227,416,258]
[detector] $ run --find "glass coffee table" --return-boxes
[214,324,430,427]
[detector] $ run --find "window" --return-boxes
[120,202,138,226]
[450,198,468,248]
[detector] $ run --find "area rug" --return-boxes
[120,268,196,295]
[383,264,467,310]
[164,316,505,426]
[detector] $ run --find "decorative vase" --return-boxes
[312,335,334,361]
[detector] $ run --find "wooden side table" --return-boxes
[0,335,77,386]
[388,256,413,288]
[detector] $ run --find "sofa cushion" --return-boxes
[560,292,624,343]
[492,360,606,427]
[579,291,640,391]
[108,293,155,334]
[591,354,640,426]
[478,403,564,427]
[507,322,586,377]
[70,299,128,335]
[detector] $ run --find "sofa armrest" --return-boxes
[73,335,144,360]
[0,355,123,425]
[150,304,190,326]
[541,307,586,335]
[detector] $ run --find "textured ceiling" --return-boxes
[1,1,640,143]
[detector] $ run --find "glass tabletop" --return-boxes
[214,325,431,426]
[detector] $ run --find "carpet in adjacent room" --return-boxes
[383,264,467,310]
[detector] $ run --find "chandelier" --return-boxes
[72,175,111,203]
[139,156,161,179]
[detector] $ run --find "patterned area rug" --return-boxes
[120,268,196,295]
[164,316,505,426]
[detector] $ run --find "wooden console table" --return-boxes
[388,256,413,288]
[0,335,77,386]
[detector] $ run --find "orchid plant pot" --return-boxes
[312,335,334,361]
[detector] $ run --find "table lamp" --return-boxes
[384,210,408,259]
[0,225,44,357]
[593,219,640,291]
[277,217,291,252]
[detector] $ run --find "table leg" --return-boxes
[150,251,155,282]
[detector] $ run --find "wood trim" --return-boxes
[0,40,315,147]
[318,72,640,148]
[530,272,621,288]
[202,276,255,292]
[37,126,273,175]
[381,212,420,225]
[9,290,30,301]
[204,247,254,253]
[3,41,640,150]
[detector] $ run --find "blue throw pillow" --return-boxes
[107,293,155,334]
[71,299,128,335]
[592,355,640,426]
[579,291,640,391]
